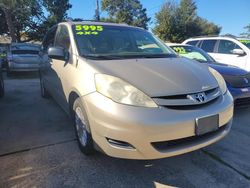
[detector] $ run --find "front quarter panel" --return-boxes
[65,57,97,100]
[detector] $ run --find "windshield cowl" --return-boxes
[83,53,177,60]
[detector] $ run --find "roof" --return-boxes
[185,35,250,41]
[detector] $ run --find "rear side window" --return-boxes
[200,40,217,52]
[186,40,199,46]
[218,40,241,54]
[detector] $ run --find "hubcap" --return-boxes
[75,107,88,146]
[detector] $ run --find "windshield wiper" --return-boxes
[83,54,124,60]
[141,54,176,58]
[83,53,176,60]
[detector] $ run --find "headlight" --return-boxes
[209,67,227,94]
[95,74,158,108]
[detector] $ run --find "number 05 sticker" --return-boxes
[75,25,103,35]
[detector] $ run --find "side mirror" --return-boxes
[48,47,68,60]
[231,49,245,56]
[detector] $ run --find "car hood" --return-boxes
[207,62,248,76]
[87,57,218,97]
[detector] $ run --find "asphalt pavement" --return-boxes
[0,73,249,188]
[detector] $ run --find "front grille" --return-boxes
[165,97,219,110]
[152,87,220,108]
[156,88,217,100]
[224,74,250,88]
[151,123,229,152]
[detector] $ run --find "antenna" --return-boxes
[95,0,100,21]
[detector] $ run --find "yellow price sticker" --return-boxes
[173,47,187,54]
[75,25,103,35]
[239,40,250,44]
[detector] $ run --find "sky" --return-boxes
[68,0,250,36]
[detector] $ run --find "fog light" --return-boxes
[106,138,135,150]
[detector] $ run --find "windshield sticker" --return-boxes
[181,52,207,61]
[75,25,103,35]
[173,47,187,54]
[239,40,250,44]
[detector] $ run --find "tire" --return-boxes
[0,76,4,98]
[73,98,95,155]
[39,72,50,98]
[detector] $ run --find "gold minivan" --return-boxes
[39,21,233,159]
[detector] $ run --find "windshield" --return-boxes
[239,39,250,49]
[171,45,215,63]
[73,24,176,59]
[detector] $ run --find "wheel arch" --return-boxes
[68,90,81,119]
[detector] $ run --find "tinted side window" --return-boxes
[42,27,57,52]
[186,40,199,46]
[200,40,216,52]
[54,25,71,50]
[218,40,241,54]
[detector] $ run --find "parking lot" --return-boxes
[0,73,249,188]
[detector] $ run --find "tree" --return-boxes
[0,0,72,42]
[153,0,221,42]
[153,2,180,42]
[0,0,17,42]
[43,0,72,24]
[0,9,8,35]
[241,24,250,38]
[28,0,72,41]
[101,0,150,29]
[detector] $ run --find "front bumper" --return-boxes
[81,92,233,160]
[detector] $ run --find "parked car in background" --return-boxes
[182,36,250,71]
[7,43,41,75]
[0,59,4,97]
[169,43,250,106]
[40,21,233,160]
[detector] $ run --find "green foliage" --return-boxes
[101,0,150,29]
[153,0,221,42]
[43,0,72,24]
[241,24,250,38]
[0,9,8,35]
[0,0,71,42]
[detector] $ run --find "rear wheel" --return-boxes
[73,98,95,155]
[39,72,50,98]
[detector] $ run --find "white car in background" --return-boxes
[183,36,250,72]
[7,43,41,75]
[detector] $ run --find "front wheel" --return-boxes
[73,98,95,155]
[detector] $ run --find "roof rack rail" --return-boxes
[221,34,238,39]
[65,19,128,25]
[189,34,239,39]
